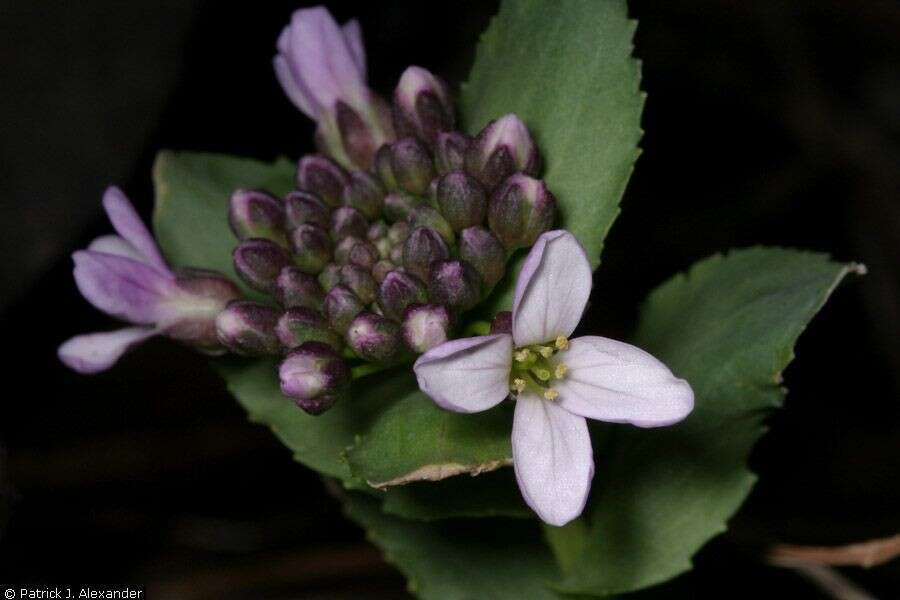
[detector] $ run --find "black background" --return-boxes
[1,1,898,597]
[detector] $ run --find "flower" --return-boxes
[413,230,694,525]
[58,187,241,374]
[274,6,394,170]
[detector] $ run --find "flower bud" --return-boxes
[296,154,349,207]
[372,259,395,284]
[367,220,389,242]
[428,260,481,311]
[402,226,450,282]
[318,263,342,292]
[163,270,243,352]
[339,264,377,304]
[408,206,455,246]
[279,342,350,415]
[334,236,378,269]
[459,226,506,291]
[274,266,324,310]
[388,221,410,245]
[323,285,364,333]
[215,300,281,356]
[373,237,392,260]
[332,99,393,172]
[374,144,398,191]
[228,189,286,245]
[389,245,404,265]
[465,114,541,191]
[276,307,343,351]
[487,174,556,251]
[402,304,451,353]
[383,192,421,223]
[393,66,454,146]
[289,224,333,273]
[435,131,470,175]
[285,190,330,229]
[330,206,369,241]
[490,311,513,335]
[346,312,401,362]
[378,270,428,321]
[339,170,384,221]
[233,238,291,294]
[435,171,487,232]
[388,137,435,196]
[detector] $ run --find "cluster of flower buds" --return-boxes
[214,8,557,414]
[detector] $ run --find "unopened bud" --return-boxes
[372,260,395,284]
[289,224,333,274]
[342,170,385,220]
[383,191,421,223]
[408,206,455,246]
[333,98,394,171]
[296,154,349,207]
[334,236,379,269]
[388,137,435,196]
[389,245,404,265]
[402,226,450,282]
[459,226,506,290]
[435,131,470,175]
[164,270,242,352]
[276,307,343,351]
[228,189,286,245]
[393,66,454,146]
[465,114,541,191]
[323,285,365,333]
[388,221,410,245]
[330,206,369,241]
[279,342,350,415]
[367,220,389,242]
[378,270,428,321]
[402,304,451,353]
[215,300,281,356]
[339,264,377,304]
[488,174,556,251]
[373,237,392,260]
[285,190,330,229]
[318,263,342,292]
[233,238,291,294]
[435,172,487,232]
[374,144,398,191]
[274,266,324,310]
[346,312,402,362]
[428,260,481,311]
[490,311,513,335]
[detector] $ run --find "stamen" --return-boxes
[514,349,533,362]
[534,368,551,382]
[555,336,569,351]
[543,388,559,401]
[537,345,554,358]
[554,363,568,379]
[511,378,526,393]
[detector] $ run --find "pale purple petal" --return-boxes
[274,54,319,118]
[512,394,594,526]
[87,234,144,262]
[342,19,366,79]
[413,333,513,413]
[101,187,169,272]
[73,250,176,325]
[555,336,694,427]
[58,326,157,374]
[512,230,593,346]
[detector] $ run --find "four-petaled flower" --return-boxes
[414,230,694,525]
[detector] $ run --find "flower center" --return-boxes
[509,336,569,401]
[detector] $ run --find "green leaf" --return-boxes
[152,150,295,295]
[558,247,862,596]
[344,493,564,600]
[461,0,643,313]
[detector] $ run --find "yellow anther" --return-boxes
[511,378,526,393]
[535,368,551,381]
[514,349,533,362]
[543,388,559,401]
[555,336,569,351]
[554,363,568,379]
[538,346,554,358]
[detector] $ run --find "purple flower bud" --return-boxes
[296,155,349,207]
[367,220,389,241]
[215,300,281,356]
[388,221,410,245]
[488,173,557,251]
[402,226,450,282]
[408,206,455,246]
[490,310,513,335]
[435,131,470,175]
[285,190,330,229]
[389,245,404,265]
[334,236,379,269]
[279,341,350,415]
[393,66,454,146]
[402,304,451,353]
[318,263,342,292]
[289,224,333,274]
[374,144,398,191]
[276,307,343,351]
[330,206,369,241]
[163,270,243,352]
[339,263,377,304]
[428,260,481,311]
[435,171,487,232]
[465,114,541,191]
[373,237,392,260]
[233,238,291,294]
[346,312,401,362]
[372,259,395,283]
[228,189,286,245]
[332,99,394,171]
[383,191,421,223]
[342,170,384,220]
[378,270,428,321]
[459,226,506,291]
[388,137,435,196]
[274,266,324,310]
[323,285,364,333]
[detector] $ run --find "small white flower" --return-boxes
[413,230,694,526]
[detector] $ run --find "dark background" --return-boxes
[1,0,898,597]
